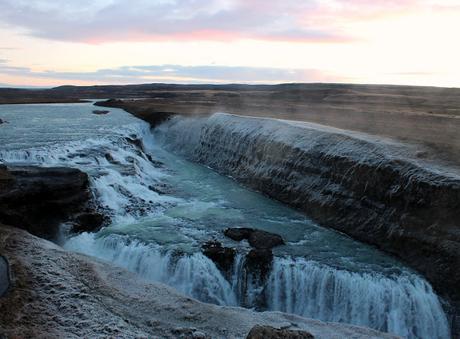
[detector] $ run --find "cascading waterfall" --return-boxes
[0,105,451,339]
[64,233,237,306]
[64,232,450,339]
[267,258,448,339]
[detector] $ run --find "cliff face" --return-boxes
[155,114,460,310]
[0,165,104,239]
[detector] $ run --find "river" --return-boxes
[0,102,450,338]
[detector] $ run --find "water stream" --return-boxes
[0,102,450,338]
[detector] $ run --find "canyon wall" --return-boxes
[155,113,460,317]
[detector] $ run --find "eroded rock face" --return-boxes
[0,165,99,239]
[201,241,236,274]
[246,325,315,339]
[244,249,273,280]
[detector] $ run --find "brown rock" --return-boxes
[202,241,236,274]
[224,228,284,249]
[244,249,273,279]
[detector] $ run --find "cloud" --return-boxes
[0,0,358,43]
[0,62,334,85]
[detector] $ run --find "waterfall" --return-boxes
[65,233,450,339]
[65,233,237,306]
[2,110,452,339]
[267,258,449,339]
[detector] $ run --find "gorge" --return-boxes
[0,98,458,338]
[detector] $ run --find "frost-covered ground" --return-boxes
[0,224,399,339]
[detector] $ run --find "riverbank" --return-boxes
[0,224,398,339]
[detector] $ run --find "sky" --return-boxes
[0,0,459,87]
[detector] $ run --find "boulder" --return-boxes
[126,137,145,152]
[246,326,314,339]
[0,165,95,239]
[248,230,284,250]
[224,228,284,249]
[224,227,253,241]
[202,241,236,274]
[92,110,109,115]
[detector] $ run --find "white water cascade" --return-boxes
[64,231,450,339]
[0,105,451,339]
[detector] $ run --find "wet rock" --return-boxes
[0,118,3,124]
[126,137,144,152]
[92,110,109,115]
[202,241,235,274]
[148,184,169,195]
[246,325,314,339]
[224,228,284,249]
[104,153,120,165]
[0,165,96,239]
[145,153,165,167]
[248,230,284,250]
[72,212,106,233]
[224,227,253,241]
[244,249,273,279]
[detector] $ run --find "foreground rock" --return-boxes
[0,165,104,239]
[247,325,314,339]
[0,224,398,339]
[224,228,284,249]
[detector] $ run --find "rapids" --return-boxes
[0,103,451,338]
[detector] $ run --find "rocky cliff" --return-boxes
[0,165,105,239]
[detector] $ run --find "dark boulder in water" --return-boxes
[224,227,253,241]
[202,241,236,274]
[224,228,284,249]
[0,165,97,239]
[248,230,284,250]
[246,325,315,339]
[92,110,109,115]
[126,137,144,152]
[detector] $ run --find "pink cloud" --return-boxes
[0,0,453,44]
